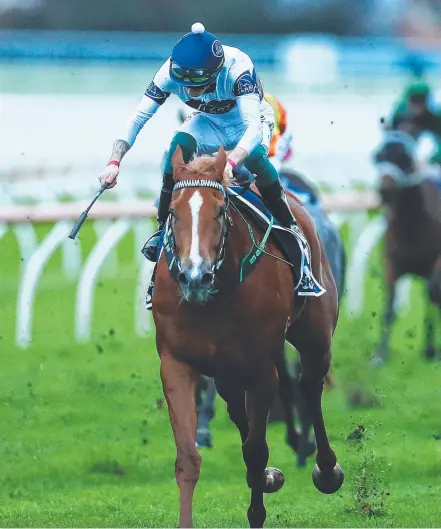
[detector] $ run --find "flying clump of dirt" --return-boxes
[346,424,366,443]
[344,424,389,518]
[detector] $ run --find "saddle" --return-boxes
[227,186,325,296]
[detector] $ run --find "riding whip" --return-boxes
[68,182,110,240]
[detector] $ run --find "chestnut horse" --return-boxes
[152,146,343,528]
[373,129,441,363]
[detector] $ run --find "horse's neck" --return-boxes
[389,183,428,232]
[392,184,424,214]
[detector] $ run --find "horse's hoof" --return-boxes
[296,439,316,469]
[312,463,344,494]
[296,455,306,469]
[195,429,213,449]
[370,356,385,368]
[263,467,285,493]
[424,347,436,359]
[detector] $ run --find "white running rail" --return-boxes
[75,219,133,341]
[16,221,72,347]
[2,187,396,348]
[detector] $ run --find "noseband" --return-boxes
[162,179,232,289]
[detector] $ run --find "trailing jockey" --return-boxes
[98,22,299,262]
[385,80,441,167]
[263,92,293,173]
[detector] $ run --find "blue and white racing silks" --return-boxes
[118,45,275,155]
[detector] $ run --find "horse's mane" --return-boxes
[186,155,234,187]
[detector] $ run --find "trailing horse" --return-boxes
[152,146,343,528]
[373,129,441,362]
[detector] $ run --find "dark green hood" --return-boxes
[404,80,431,99]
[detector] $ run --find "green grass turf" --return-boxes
[0,222,440,527]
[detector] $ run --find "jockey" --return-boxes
[98,23,298,262]
[386,80,441,166]
[166,94,293,181]
[264,92,293,172]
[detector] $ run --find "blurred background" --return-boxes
[2,0,441,195]
[1,2,441,526]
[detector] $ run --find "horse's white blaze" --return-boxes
[189,190,204,279]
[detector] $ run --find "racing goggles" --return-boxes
[170,62,221,85]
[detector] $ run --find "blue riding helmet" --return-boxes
[170,22,225,87]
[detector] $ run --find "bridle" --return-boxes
[161,179,232,290]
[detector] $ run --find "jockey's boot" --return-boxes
[141,180,173,262]
[258,180,298,230]
[141,219,166,262]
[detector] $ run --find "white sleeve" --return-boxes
[228,51,264,154]
[117,59,173,146]
[236,94,263,154]
[118,95,161,147]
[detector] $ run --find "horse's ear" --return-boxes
[172,145,186,168]
[214,146,227,180]
[171,145,186,180]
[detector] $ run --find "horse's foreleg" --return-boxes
[375,262,397,365]
[324,367,336,390]
[196,376,217,448]
[374,281,396,365]
[423,300,437,359]
[291,362,315,468]
[298,347,344,495]
[243,367,282,528]
[215,375,249,442]
[276,349,315,467]
[275,349,300,454]
[160,354,201,528]
[426,257,441,359]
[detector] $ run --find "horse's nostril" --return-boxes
[201,272,213,287]
[178,272,189,286]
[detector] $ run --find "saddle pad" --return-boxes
[227,187,325,297]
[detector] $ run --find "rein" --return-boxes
[228,201,293,269]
